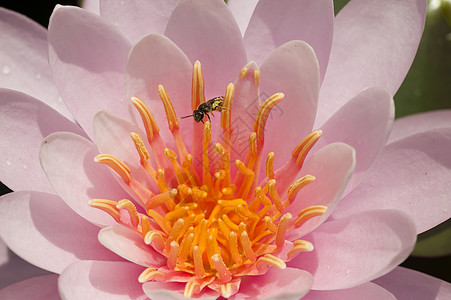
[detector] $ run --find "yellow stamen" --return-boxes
[256,254,286,269]
[158,84,179,131]
[292,130,322,168]
[240,231,256,262]
[88,199,120,222]
[275,213,292,248]
[131,97,159,142]
[116,199,139,228]
[138,267,165,283]
[287,175,316,205]
[253,93,284,142]
[94,154,131,184]
[266,152,275,179]
[287,240,314,260]
[295,205,328,228]
[202,121,212,186]
[268,179,284,212]
[184,281,199,298]
[144,231,165,252]
[140,215,150,237]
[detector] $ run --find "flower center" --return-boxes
[90,61,326,298]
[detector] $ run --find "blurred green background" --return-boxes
[0,0,449,285]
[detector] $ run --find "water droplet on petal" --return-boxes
[35,73,42,80]
[22,164,28,169]
[5,160,11,166]
[2,65,11,75]
[57,96,63,103]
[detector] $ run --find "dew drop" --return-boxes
[57,96,63,103]
[346,269,351,275]
[2,65,11,75]
[5,160,11,166]
[22,164,28,170]
[35,73,42,80]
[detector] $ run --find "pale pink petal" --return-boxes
[39,132,129,227]
[289,209,417,290]
[48,5,132,138]
[230,267,313,300]
[333,127,451,233]
[165,0,247,97]
[286,142,356,239]
[259,41,319,171]
[93,110,158,196]
[373,266,451,300]
[316,0,427,127]
[0,274,59,300]
[82,0,100,14]
[0,191,120,274]
[59,260,147,300]
[0,89,85,193]
[142,281,219,299]
[0,8,72,120]
[0,238,51,289]
[388,110,451,143]
[124,33,192,145]
[224,61,261,163]
[315,87,394,194]
[100,0,178,44]
[303,282,395,300]
[227,0,259,35]
[243,0,334,82]
[98,225,166,268]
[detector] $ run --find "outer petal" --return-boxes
[165,0,247,97]
[143,281,219,299]
[227,0,259,35]
[59,260,147,300]
[315,88,394,194]
[124,33,192,145]
[373,267,451,300]
[230,267,313,300]
[48,5,132,138]
[286,142,356,239]
[333,127,451,233]
[303,282,395,300]
[243,0,334,82]
[39,132,129,227]
[0,8,71,120]
[260,41,319,171]
[0,274,59,300]
[82,0,100,14]
[0,238,51,289]
[0,89,85,193]
[100,0,178,44]
[316,0,427,127]
[0,191,119,274]
[388,110,451,143]
[289,209,417,290]
[98,225,166,268]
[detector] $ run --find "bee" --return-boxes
[181,96,227,123]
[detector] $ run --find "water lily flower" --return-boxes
[1,0,451,299]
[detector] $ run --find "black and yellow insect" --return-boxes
[181,96,226,123]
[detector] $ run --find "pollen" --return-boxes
[90,61,325,298]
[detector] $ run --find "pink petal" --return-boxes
[0,238,51,289]
[142,281,219,299]
[230,267,313,300]
[124,33,192,145]
[100,0,178,44]
[224,61,261,163]
[0,274,59,300]
[0,89,85,193]
[165,0,247,97]
[81,0,100,14]
[59,260,147,300]
[287,142,356,239]
[0,191,120,274]
[39,132,129,227]
[48,5,132,138]
[315,87,394,194]
[303,282,395,300]
[388,110,451,143]
[93,110,158,196]
[333,127,451,233]
[373,266,451,300]
[290,209,417,290]
[316,0,427,127]
[227,0,259,35]
[243,0,334,82]
[0,8,72,120]
[98,225,166,268]
[259,41,320,171]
